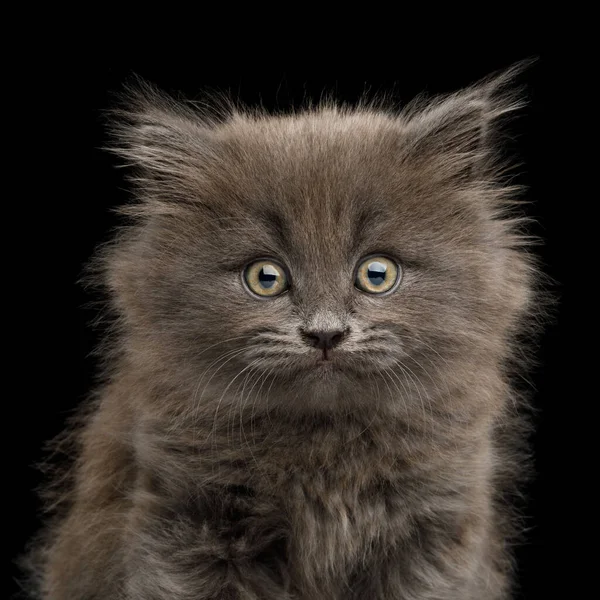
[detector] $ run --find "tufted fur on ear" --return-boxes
[398,61,531,184]
[107,80,231,216]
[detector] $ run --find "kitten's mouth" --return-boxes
[316,358,334,367]
[312,360,338,375]
[314,348,339,368]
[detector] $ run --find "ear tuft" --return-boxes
[399,59,534,180]
[105,77,233,209]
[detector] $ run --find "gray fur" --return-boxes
[24,64,543,599]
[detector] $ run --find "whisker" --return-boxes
[263,367,279,428]
[250,366,275,441]
[393,359,433,443]
[206,359,262,453]
[381,367,412,436]
[405,353,452,418]
[190,347,249,421]
[238,369,271,482]
[231,363,261,443]
[189,348,250,447]
[193,335,253,360]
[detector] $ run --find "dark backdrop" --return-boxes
[10,33,579,600]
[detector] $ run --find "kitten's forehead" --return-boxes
[215,111,403,244]
[219,110,401,181]
[208,111,460,265]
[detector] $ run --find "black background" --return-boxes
[10,29,582,600]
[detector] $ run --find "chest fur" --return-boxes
[256,437,417,590]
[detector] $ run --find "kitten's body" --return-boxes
[26,67,539,599]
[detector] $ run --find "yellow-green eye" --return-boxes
[355,256,401,295]
[243,260,289,298]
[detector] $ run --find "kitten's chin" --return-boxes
[291,372,380,414]
[252,352,383,411]
[294,359,366,402]
[303,360,343,379]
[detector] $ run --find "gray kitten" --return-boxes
[25,64,541,599]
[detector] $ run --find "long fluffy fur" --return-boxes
[22,62,544,599]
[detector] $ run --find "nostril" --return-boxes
[307,334,322,346]
[330,332,343,347]
[300,331,322,347]
[301,329,347,350]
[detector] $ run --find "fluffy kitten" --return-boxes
[25,65,540,599]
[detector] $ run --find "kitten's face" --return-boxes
[109,88,530,418]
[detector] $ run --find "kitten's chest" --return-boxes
[168,418,417,587]
[255,431,410,585]
[285,470,389,575]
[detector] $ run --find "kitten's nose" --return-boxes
[301,329,346,350]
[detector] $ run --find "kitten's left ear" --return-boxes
[399,60,533,181]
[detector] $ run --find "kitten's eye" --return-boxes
[355,256,401,295]
[243,259,289,298]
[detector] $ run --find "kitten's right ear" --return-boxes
[107,79,225,212]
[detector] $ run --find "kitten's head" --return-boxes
[101,66,536,421]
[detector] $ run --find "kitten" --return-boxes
[25,64,541,599]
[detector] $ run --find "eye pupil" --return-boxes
[259,265,279,289]
[367,261,387,286]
